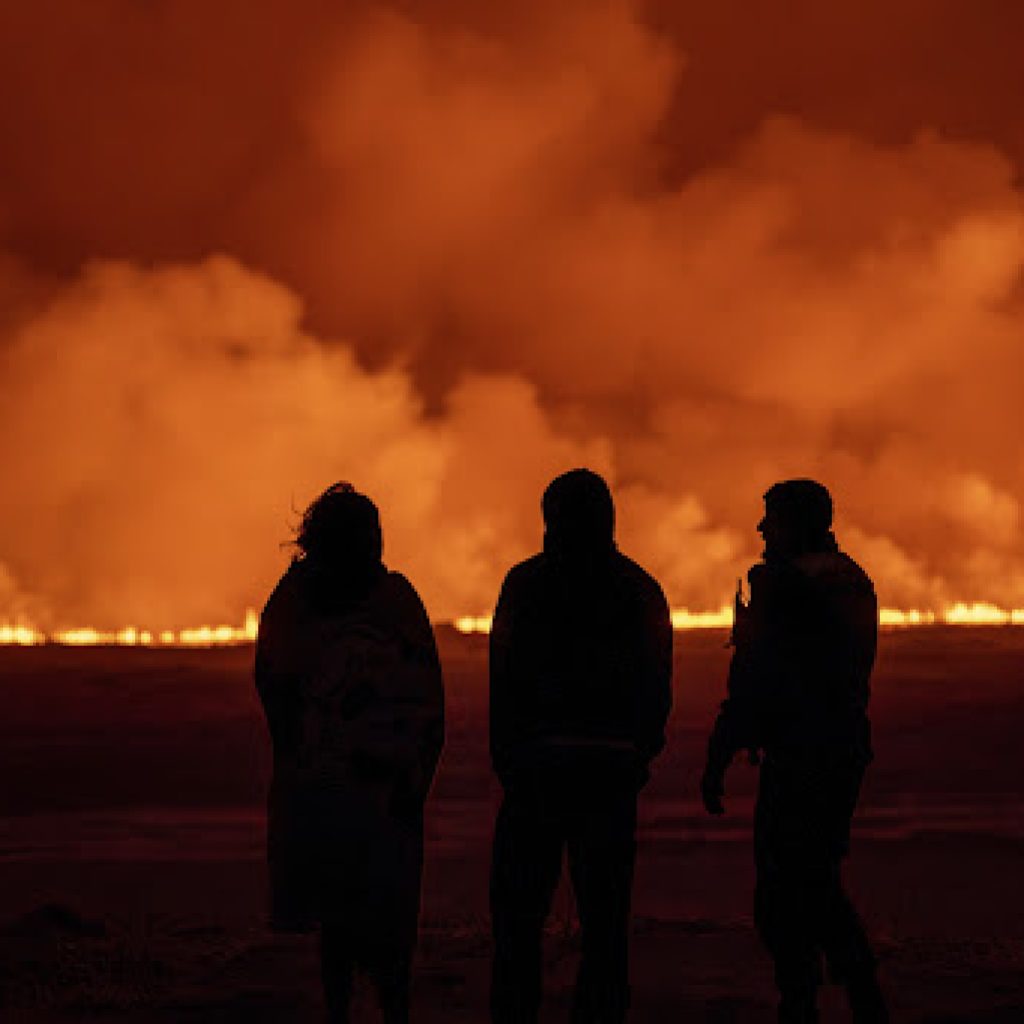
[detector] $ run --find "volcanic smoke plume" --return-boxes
[0,1,1022,626]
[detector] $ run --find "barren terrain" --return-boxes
[1,628,1022,1021]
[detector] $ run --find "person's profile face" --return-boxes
[758,504,794,556]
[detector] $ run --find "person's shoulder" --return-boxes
[502,553,546,590]
[256,562,308,659]
[833,551,877,601]
[369,570,439,649]
[377,569,431,614]
[614,551,659,586]
[381,568,419,597]
[837,551,874,586]
[797,550,875,596]
[746,559,792,602]
[746,560,767,586]
[614,552,668,605]
[261,561,302,619]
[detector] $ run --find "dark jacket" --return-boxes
[489,546,672,790]
[255,560,444,932]
[707,545,877,775]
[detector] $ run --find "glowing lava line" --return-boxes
[453,604,1024,635]
[0,609,259,647]
[2,604,1024,646]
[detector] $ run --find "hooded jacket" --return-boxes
[489,540,672,789]
[707,543,877,774]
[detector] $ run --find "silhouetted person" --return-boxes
[701,480,888,1023]
[489,469,673,1024]
[255,483,444,1024]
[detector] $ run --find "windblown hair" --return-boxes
[294,482,383,568]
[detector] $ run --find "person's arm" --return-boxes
[253,579,301,759]
[408,592,445,801]
[489,568,526,788]
[702,564,771,812]
[633,579,673,777]
[850,578,879,710]
[388,575,445,806]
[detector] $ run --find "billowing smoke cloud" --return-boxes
[0,256,606,624]
[0,2,1022,625]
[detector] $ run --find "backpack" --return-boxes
[296,615,413,781]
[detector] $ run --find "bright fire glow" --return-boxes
[454,614,494,635]
[878,608,937,627]
[0,609,259,647]
[2,604,1024,646]
[453,605,1024,635]
[941,602,1024,626]
[671,606,733,630]
[451,607,735,636]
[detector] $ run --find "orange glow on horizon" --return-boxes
[452,605,1024,635]
[0,609,260,648]
[2,604,1024,647]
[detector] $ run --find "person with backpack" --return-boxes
[255,482,444,1024]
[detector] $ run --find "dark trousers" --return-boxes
[754,757,884,1022]
[269,778,424,1024]
[320,924,412,1024]
[490,776,638,1024]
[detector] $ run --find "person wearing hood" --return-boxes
[701,479,888,1024]
[488,468,673,1024]
[255,482,444,1024]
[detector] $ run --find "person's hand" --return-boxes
[701,768,725,816]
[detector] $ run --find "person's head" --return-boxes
[295,482,383,573]
[758,479,834,559]
[542,468,615,556]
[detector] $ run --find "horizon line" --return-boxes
[1,601,1023,648]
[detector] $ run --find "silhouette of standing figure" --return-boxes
[701,480,888,1023]
[489,469,673,1024]
[255,483,444,1024]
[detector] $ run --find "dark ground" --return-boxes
[0,627,1022,1021]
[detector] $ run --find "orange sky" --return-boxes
[0,1,1022,626]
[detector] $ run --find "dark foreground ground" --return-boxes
[1,628,1022,1022]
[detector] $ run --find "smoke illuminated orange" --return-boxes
[0,4,1021,630]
